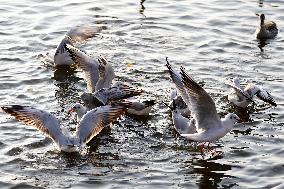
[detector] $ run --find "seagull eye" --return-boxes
[230,116,232,119]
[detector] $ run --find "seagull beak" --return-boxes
[68,108,75,113]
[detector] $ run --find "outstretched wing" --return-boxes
[1,105,64,143]
[255,88,277,106]
[94,84,143,105]
[166,58,191,107]
[95,57,115,91]
[66,26,102,43]
[180,67,221,131]
[65,44,99,93]
[76,101,131,144]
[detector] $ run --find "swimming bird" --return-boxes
[166,58,191,117]
[255,14,278,39]
[179,67,240,142]
[226,77,277,108]
[1,102,131,153]
[54,26,101,66]
[126,99,156,116]
[65,44,100,93]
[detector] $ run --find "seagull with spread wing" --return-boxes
[165,59,195,135]
[179,67,240,142]
[226,77,277,108]
[54,26,101,66]
[1,101,131,153]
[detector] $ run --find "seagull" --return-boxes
[54,26,101,66]
[126,99,156,116]
[1,101,131,153]
[226,77,277,108]
[169,99,196,135]
[166,58,191,117]
[65,44,100,93]
[178,67,240,142]
[80,84,154,117]
[255,14,278,39]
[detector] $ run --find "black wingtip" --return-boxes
[1,105,25,114]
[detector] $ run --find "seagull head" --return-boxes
[224,113,241,124]
[68,103,85,114]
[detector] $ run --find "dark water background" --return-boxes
[0,0,283,188]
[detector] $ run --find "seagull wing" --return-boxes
[65,44,99,93]
[255,88,277,106]
[225,80,255,103]
[180,67,221,131]
[1,105,65,144]
[94,84,143,105]
[66,26,102,43]
[95,57,115,91]
[75,101,131,145]
[166,58,191,108]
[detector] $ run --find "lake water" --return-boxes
[0,0,283,188]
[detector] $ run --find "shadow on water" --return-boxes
[185,158,237,189]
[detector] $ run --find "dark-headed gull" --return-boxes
[54,26,101,66]
[1,101,131,153]
[226,77,277,108]
[179,67,240,142]
[255,14,278,39]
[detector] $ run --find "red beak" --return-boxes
[68,108,75,113]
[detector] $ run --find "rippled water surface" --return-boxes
[0,0,284,188]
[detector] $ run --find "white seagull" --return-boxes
[179,67,240,142]
[1,102,130,153]
[54,26,101,66]
[255,14,278,39]
[170,99,196,135]
[226,77,277,108]
[165,59,196,134]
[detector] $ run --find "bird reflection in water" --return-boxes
[139,0,146,16]
[184,158,237,189]
[257,39,268,52]
[258,0,264,7]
